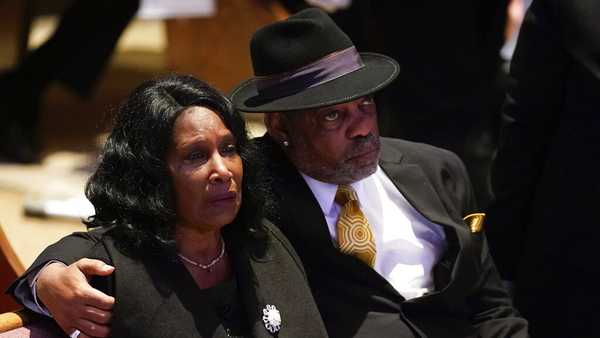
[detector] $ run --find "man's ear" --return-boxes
[264,112,290,145]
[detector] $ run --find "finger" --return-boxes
[78,333,92,338]
[83,287,115,310]
[81,305,112,325]
[76,318,111,338]
[75,258,115,277]
[59,324,76,337]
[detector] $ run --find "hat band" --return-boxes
[255,46,364,101]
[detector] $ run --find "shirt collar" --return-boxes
[300,173,338,216]
[299,169,376,216]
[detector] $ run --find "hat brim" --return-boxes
[230,53,399,112]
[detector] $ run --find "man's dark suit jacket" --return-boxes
[253,135,528,338]
[486,0,600,337]
[10,222,328,338]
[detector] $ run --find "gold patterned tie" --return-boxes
[335,185,376,267]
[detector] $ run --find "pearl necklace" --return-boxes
[178,237,226,271]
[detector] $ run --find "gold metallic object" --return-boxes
[463,213,486,233]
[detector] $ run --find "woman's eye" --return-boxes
[222,144,237,155]
[324,111,340,122]
[186,151,207,162]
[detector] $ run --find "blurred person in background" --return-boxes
[0,0,140,163]
[485,0,600,337]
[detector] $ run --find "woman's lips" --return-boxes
[208,191,237,204]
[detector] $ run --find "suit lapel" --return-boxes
[232,234,314,338]
[379,143,459,230]
[231,240,270,338]
[283,181,401,298]
[258,136,400,298]
[279,169,334,249]
[378,140,479,303]
[284,183,398,294]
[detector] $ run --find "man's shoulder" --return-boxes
[380,137,461,164]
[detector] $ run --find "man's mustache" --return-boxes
[345,134,380,158]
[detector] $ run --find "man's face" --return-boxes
[282,96,381,184]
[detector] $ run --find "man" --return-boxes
[9,8,528,338]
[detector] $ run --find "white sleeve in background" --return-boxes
[305,0,352,13]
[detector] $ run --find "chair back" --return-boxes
[0,309,65,337]
[0,224,23,312]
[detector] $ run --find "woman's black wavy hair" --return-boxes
[84,74,264,256]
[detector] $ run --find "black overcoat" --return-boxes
[10,222,328,338]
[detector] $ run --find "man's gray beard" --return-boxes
[292,150,379,184]
[328,160,378,184]
[289,134,380,184]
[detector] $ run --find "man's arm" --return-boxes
[466,233,529,337]
[7,231,115,337]
[444,151,529,337]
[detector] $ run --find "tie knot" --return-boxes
[335,185,358,206]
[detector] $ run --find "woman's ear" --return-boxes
[264,113,291,147]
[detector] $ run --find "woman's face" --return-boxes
[167,106,243,233]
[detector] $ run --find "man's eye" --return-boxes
[360,97,374,106]
[324,111,340,121]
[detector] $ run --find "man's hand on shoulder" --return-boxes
[36,258,115,337]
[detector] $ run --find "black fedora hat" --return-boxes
[230,8,399,112]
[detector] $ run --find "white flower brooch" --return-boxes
[262,304,282,334]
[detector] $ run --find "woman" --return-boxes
[11,75,327,338]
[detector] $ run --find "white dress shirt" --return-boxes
[301,166,447,299]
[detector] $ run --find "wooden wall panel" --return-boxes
[165,0,289,93]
